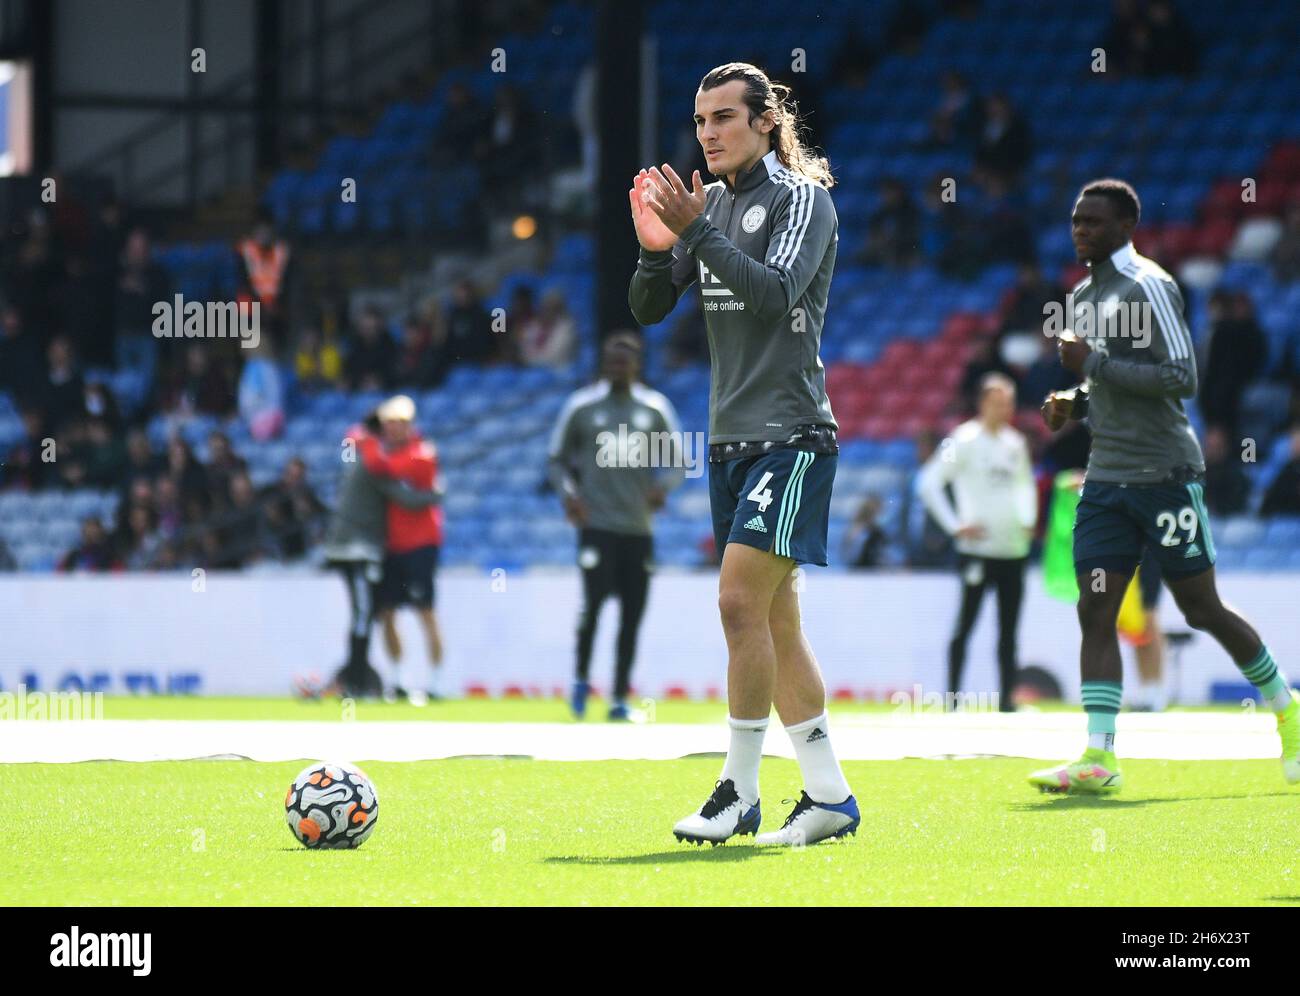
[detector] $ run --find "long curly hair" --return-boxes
[699,62,834,189]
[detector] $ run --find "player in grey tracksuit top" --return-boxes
[1030,178,1295,795]
[548,333,685,720]
[628,148,837,447]
[626,63,857,847]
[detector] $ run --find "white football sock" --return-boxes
[786,711,852,804]
[1088,732,1115,753]
[720,716,768,806]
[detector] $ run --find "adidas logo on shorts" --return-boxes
[743,515,768,533]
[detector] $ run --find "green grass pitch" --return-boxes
[6,748,1299,906]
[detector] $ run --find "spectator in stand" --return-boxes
[59,516,119,572]
[974,93,1032,184]
[3,409,53,490]
[42,337,85,433]
[208,471,274,568]
[1270,202,1300,284]
[293,326,343,392]
[1102,0,1198,78]
[1143,0,1199,77]
[52,418,91,490]
[346,306,397,391]
[153,473,185,541]
[83,381,121,429]
[928,71,982,149]
[261,456,326,560]
[0,305,44,407]
[236,213,294,336]
[435,83,488,167]
[5,208,60,342]
[166,436,210,510]
[394,314,437,387]
[1101,0,1148,76]
[238,336,286,440]
[119,503,165,570]
[1200,290,1267,442]
[518,289,577,369]
[506,285,537,356]
[119,429,163,497]
[477,85,538,203]
[1261,425,1300,517]
[114,226,170,387]
[842,495,889,568]
[81,417,126,488]
[204,431,249,504]
[856,178,921,268]
[1202,425,1250,515]
[160,343,237,416]
[437,279,494,368]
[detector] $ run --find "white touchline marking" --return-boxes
[0,712,1283,763]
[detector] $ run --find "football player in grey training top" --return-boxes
[629,62,858,846]
[1030,178,1298,795]
[548,333,685,722]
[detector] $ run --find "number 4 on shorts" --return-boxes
[747,471,775,513]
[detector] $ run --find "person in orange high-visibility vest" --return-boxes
[236,215,293,327]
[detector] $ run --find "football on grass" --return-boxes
[285,762,379,849]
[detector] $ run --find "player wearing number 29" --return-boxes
[628,63,858,845]
[1030,179,1298,794]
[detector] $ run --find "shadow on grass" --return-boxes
[1010,791,1297,812]
[543,846,784,866]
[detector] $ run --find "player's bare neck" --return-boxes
[727,142,772,189]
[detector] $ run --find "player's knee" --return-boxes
[1076,594,1116,633]
[718,587,764,633]
[1178,599,1219,632]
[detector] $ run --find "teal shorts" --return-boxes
[1073,478,1216,579]
[709,448,836,567]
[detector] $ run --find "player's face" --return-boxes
[1071,194,1132,264]
[694,81,771,178]
[381,419,410,446]
[603,349,637,386]
[980,384,1014,424]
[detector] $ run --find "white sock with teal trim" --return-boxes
[1239,645,1292,714]
[785,711,852,804]
[720,716,768,806]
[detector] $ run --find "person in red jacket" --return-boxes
[374,394,447,700]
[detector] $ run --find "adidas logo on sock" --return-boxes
[805,726,827,744]
[744,515,768,533]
